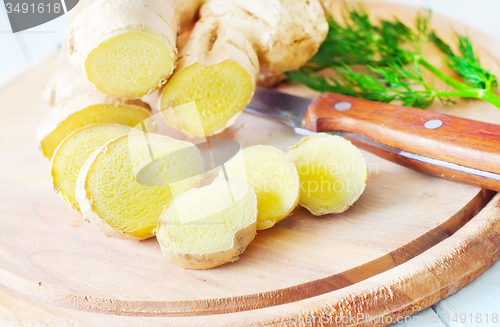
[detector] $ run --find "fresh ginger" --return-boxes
[38,94,153,159]
[76,133,204,240]
[221,145,300,230]
[287,134,368,216]
[200,0,329,86]
[159,0,328,137]
[51,124,133,212]
[159,17,259,137]
[157,177,257,269]
[39,49,155,159]
[42,48,96,106]
[66,0,202,99]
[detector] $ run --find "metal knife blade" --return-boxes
[245,87,313,135]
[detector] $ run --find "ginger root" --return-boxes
[159,0,328,137]
[201,0,329,86]
[67,0,202,99]
[42,49,95,106]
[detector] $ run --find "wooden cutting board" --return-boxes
[2,2,500,326]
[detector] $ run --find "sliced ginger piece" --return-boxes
[85,30,174,98]
[76,133,203,240]
[160,61,254,137]
[287,133,368,216]
[50,124,133,213]
[159,17,258,137]
[67,0,179,98]
[157,177,257,269]
[222,145,300,230]
[54,0,203,101]
[37,94,152,159]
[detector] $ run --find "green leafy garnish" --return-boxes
[287,62,440,108]
[431,32,498,91]
[307,7,415,69]
[286,5,500,110]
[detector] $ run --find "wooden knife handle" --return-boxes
[305,92,500,192]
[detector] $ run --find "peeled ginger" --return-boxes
[51,124,133,212]
[157,177,257,269]
[38,94,152,159]
[287,133,368,216]
[159,18,258,137]
[222,145,300,230]
[67,0,178,98]
[76,133,203,240]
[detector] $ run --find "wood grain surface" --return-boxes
[1,1,500,326]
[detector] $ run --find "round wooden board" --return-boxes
[2,2,500,326]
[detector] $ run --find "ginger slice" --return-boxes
[37,94,152,159]
[84,30,174,99]
[287,133,368,216]
[67,0,178,99]
[222,145,300,230]
[50,0,203,101]
[159,18,258,137]
[50,124,133,213]
[76,133,203,240]
[157,177,257,269]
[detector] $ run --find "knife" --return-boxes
[245,87,500,192]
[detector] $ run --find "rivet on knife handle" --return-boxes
[305,92,500,192]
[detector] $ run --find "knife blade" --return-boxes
[245,87,500,192]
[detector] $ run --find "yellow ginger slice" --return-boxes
[50,124,133,213]
[51,0,202,102]
[76,133,203,240]
[287,133,368,216]
[37,94,152,159]
[67,0,178,98]
[159,18,258,137]
[157,177,257,269]
[84,30,174,98]
[221,145,300,230]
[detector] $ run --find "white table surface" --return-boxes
[1,1,500,326]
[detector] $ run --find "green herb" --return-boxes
[431,32,498,91]
[286,5,500,110]
[287,62,442,108]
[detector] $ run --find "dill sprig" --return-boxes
[431,32,498,91]
[307,6,421,70]
[286,5,500,110]
[287,62,439,108]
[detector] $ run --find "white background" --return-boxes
[1,1,500,326]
